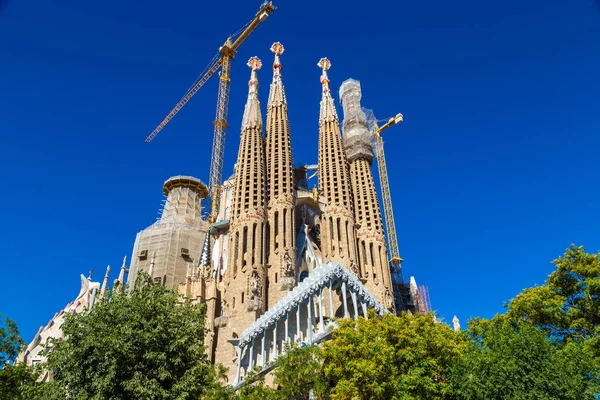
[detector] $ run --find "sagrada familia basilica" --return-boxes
[20,43,426,385]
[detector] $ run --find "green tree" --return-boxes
[449,319,600,400]
[0,315,44,400]
[234,368,279,400]
[0,363,46,400]
[42,275,226,400]
[0,314,23,365]
[322,312,466,400]
[504,245,600,357]
[235,343,328,400]
[272,342,329,399]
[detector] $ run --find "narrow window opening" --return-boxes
[265,221,270,262]
[283,208,287,248]
[234,232,239,275]
[345,220,350,258]
[337,218,342,252]
[275,211,279,251]
[329,217,334,254]
[241,292,245,304]
[252,223,257,265]
[243,226,248,267]
[362,241,367,266]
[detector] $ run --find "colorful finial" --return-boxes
[271,42,284,56]
[247,56,261,97]
[271,42,284,80]
[247,56,262,71]
[318,58,331,94]
[242,57,263,128]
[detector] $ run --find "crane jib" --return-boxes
[145,2,275,221]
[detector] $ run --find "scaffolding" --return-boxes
[418,285,432,313]
[127,176,211,290]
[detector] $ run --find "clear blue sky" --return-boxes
[1,0,599,342]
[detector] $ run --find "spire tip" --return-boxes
[247,56,262,71]
[318,58,332,94]
[317,57,331,72]
[270,42,284,56]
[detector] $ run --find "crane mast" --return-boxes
[373,114,404,280]
[146,2,275,222]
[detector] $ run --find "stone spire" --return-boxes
[117,256,127,286]
[318,58,337,122]
[100,265,110,297]
[339,79,393,310]
[265,42,296,308]
[218,57,268,380]
[226,56,267,309]
[317,58,358,272]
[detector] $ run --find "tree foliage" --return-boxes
[322,312,466,400]
[0,314,23,365]
[0,363,47,400]
[0,315,38,400]
[449,319,600,399]
[504,244,600,358]
[42,275,226,400]
[272,342,328,399]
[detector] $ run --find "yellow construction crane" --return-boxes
[146,2,275,221]
[372,113,404,278]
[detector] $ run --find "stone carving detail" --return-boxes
[283,251,294,277]
[279,251,296,291]
[214,316,228,329]
[250,271,262,297]
[350,261,359,278]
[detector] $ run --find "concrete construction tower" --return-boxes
[217,57,267,377]
[317,58,358,273]
[339,79,394,310]
[128,176,209,289]
[264,43,296,308]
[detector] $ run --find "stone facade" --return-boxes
[163,47,399,383]
[20,45,412,387]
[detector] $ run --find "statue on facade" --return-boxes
[250,271,261,297]
[350,261,359,277]
[283,251,294,277]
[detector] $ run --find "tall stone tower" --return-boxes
[128,176,209,289]
[217,57,267,376]
[265,43,296,308]
[316,59,358,272]
[339,79,394,310]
